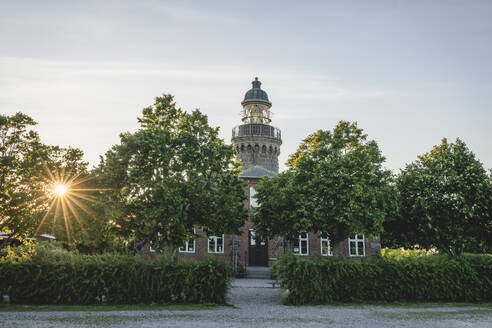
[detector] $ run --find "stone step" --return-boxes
[246,272,271,276]
[246,266,272,279]
[247,275,271,279]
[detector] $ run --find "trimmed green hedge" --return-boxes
[274,253,492,305]
[0,255,230,305]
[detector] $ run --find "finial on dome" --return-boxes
[252,77,261,89]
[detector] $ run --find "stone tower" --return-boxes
[232,78,282,174]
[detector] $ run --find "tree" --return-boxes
[0,112,93,243]
[1,112,42,236]
[253,121,395,246]
[97,94,247,252]
[383,138,492,255]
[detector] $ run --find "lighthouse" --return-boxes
[231,77,282,175]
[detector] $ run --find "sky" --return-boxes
[1,0,491,173]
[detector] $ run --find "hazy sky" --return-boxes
[1,0,491,172]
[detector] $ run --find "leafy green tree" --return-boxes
[253,121,395,246]
[0,113,93,242]
[0,112,42,236]
[35,166,119,252]
[97,94,247,252]
[383,138,492,255]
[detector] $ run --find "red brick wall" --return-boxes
[289,233,381,260]
[177,175,382,266]
[240,177,260,267]
[177,228,230,263]
[178,232,381,266]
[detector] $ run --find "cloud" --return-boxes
[145,0,238,24]
[0,57,244,81]
[0,56,393,118]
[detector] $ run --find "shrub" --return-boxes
[0,246,230,305]
[274,253,492,305]
[381,247,436,260]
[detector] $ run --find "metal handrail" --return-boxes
[232,124,281,139]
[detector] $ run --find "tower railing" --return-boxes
[232,124,281,140]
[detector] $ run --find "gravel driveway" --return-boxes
[0,279,490,328]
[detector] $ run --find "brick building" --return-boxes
[178,78,381,267]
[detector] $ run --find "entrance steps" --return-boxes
[246,266,272,279]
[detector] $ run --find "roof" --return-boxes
[241,77,271,106]
[240,166,277,179]
[39,234,56,240]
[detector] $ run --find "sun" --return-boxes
[35,163,110,246]
[54,184,68,196]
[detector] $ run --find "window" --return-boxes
[149,232,162,253]
[249,187,257,208]
[179,229,195,253]
[293,233,309,256]
[208,234,224,254]
[349,234,365,257]
[320,233,332,256]
[249,229,256,246]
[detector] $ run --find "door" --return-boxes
[248,229,268,266]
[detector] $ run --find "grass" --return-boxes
[0,303,217,312]
[44,312,202,326]
[288,300,492,308]
[356,301,492,308]
[2,301,491,312]
[376,308,492,320]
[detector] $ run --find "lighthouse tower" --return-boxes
[231,78,282,175]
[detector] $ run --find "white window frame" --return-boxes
[293,233,309,256]
[149,232,162,253]
[249,229,256,246]
[208,234,224,254]
[349,234,365,257]
[249,186,258,208]
[320,233,332,256]
[179,229,196,253]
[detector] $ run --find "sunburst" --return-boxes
[34,163,106,246]
[54,184,68,196]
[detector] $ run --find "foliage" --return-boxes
[0,241,36,264]
[273,253,492,305]
[253,121,396,245]
[0,112,101,245]
[0,246,230,304]
[381,247,437,260]
[1,241,86,264]
[383,138,492,255]
[1,112,44,236]
[96,94,247,252]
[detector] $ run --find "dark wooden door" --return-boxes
[248,230,268,266]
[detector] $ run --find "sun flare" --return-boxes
[54,184,68,196]
[34,163,110,246]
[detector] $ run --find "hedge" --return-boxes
[0,255,230,305]
[274,253,492,305]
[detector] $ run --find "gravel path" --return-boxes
[0,279,490,328]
